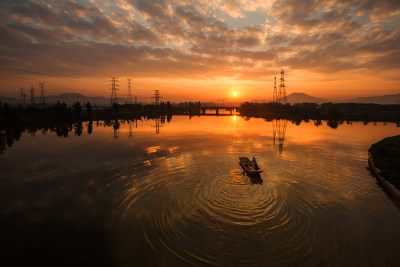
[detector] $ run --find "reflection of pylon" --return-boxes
[153,118,164,134]
[110,77,119,105]
[155,119,160,134]
[152,90,163,105]
[272,119,287,153]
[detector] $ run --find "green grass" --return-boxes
[369,135,400,189]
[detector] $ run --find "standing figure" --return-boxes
[252,157,259,170]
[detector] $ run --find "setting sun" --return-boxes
[233,92,237,96]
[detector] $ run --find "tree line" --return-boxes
[238,102,400,123]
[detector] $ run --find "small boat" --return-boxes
[239,157,264,175]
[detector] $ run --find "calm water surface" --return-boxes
[1,116,400,266]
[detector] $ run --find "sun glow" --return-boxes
[233,92,237,96]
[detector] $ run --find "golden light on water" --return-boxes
[233,115,237,121]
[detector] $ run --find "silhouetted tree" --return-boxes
[113,103,119,114]
[2,103,17,120]
[86,102,92,117]
[73,102,82,117]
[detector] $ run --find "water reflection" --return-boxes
[0,116,397,155]
[154,118,162,134]
[247,173,263,185]
[273,119,287,153]
[1,117,400,265]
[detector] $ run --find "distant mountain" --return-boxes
[0,93,128,106]
[346,93,400,105]
[45,93,113,106]
[287,92,328,104]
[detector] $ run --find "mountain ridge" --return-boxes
[1,92,399,105]
[287,92,328,104]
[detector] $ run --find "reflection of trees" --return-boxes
[0,122,24,154]
[113,120,120,139]
[314,119,322,126]
[87,121,93,135]
[0,115,172,153]
[74,121,83,136]
[273,119,287,153]
[327,120,344,129]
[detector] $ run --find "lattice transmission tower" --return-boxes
[127,77,133,104]
[39,81,45,106]
[30,86,35,106]
[110,77,119,105]
[152,90,163,105]
[279,69,287,104]
[272,76,277,103]
[20,88,26,107]
[272,69,287,104]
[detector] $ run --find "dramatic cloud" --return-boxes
[0,0,399,99]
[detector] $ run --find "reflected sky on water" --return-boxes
[1,116,400,266]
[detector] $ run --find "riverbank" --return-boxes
[239,102,400,122]
[369,136,400,191]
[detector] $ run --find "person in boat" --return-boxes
[252,157,259,170]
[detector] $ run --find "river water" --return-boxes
[1,116,400,266]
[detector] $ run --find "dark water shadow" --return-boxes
[367,166,400,211]
[241,171,263,185]
[0,220,113,266]
[248,173,263,185]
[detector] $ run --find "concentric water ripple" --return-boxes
[115,155,332,266]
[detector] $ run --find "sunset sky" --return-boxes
[0,0,399,102]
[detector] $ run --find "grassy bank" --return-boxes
[369,135,400,189]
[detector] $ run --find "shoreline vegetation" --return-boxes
[1,101,399,122]
[1,101,399,154]
[239,102,400,123]
[369,135,400,190]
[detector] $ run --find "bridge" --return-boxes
[201,106,239,115]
